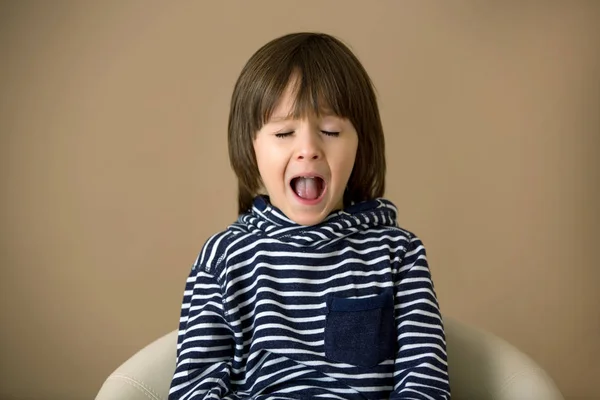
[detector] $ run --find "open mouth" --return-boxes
[290,176,326,201]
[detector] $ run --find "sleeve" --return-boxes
[390,234,451,400]
[168,233,237,400]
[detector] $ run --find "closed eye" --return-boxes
[275,131,340,138]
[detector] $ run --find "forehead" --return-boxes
[266,79,338,123]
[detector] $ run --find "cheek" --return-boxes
[253,141,286,188]
[253,141,271,170]
[343,155,357,179]
[339,139,358,174]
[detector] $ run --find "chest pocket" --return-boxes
[324,288,397,368]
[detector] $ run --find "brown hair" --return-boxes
[228,32,386,214]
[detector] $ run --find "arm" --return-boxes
[169,236,236,400]
[390,235,451,400]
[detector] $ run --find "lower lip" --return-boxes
[291,184,327,206]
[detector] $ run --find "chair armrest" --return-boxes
[445,316,564,400]
[95,330,178,400]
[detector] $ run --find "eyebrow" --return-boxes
[268,109,338,123]
[268,115,293,123]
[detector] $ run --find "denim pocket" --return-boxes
[324,288,396,367]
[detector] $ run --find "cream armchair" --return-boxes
[95,316,564,400]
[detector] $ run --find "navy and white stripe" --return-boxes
[169,196,451,400]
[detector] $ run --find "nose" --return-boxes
[295,129,323,161]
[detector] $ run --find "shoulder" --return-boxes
[191,223,246,274]
[373,225,423,258]
[362,227,427,267]
[371,198,425,249]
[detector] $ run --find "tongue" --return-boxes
[295,177,319,200]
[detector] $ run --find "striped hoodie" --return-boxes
[169,196,451,400]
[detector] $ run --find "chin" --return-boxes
[288,211,328,227]
[291,216,324,226]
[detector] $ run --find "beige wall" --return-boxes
[1,1,599,399]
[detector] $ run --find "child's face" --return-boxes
[253,85,358,226]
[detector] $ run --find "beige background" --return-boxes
[1,1,599,399]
